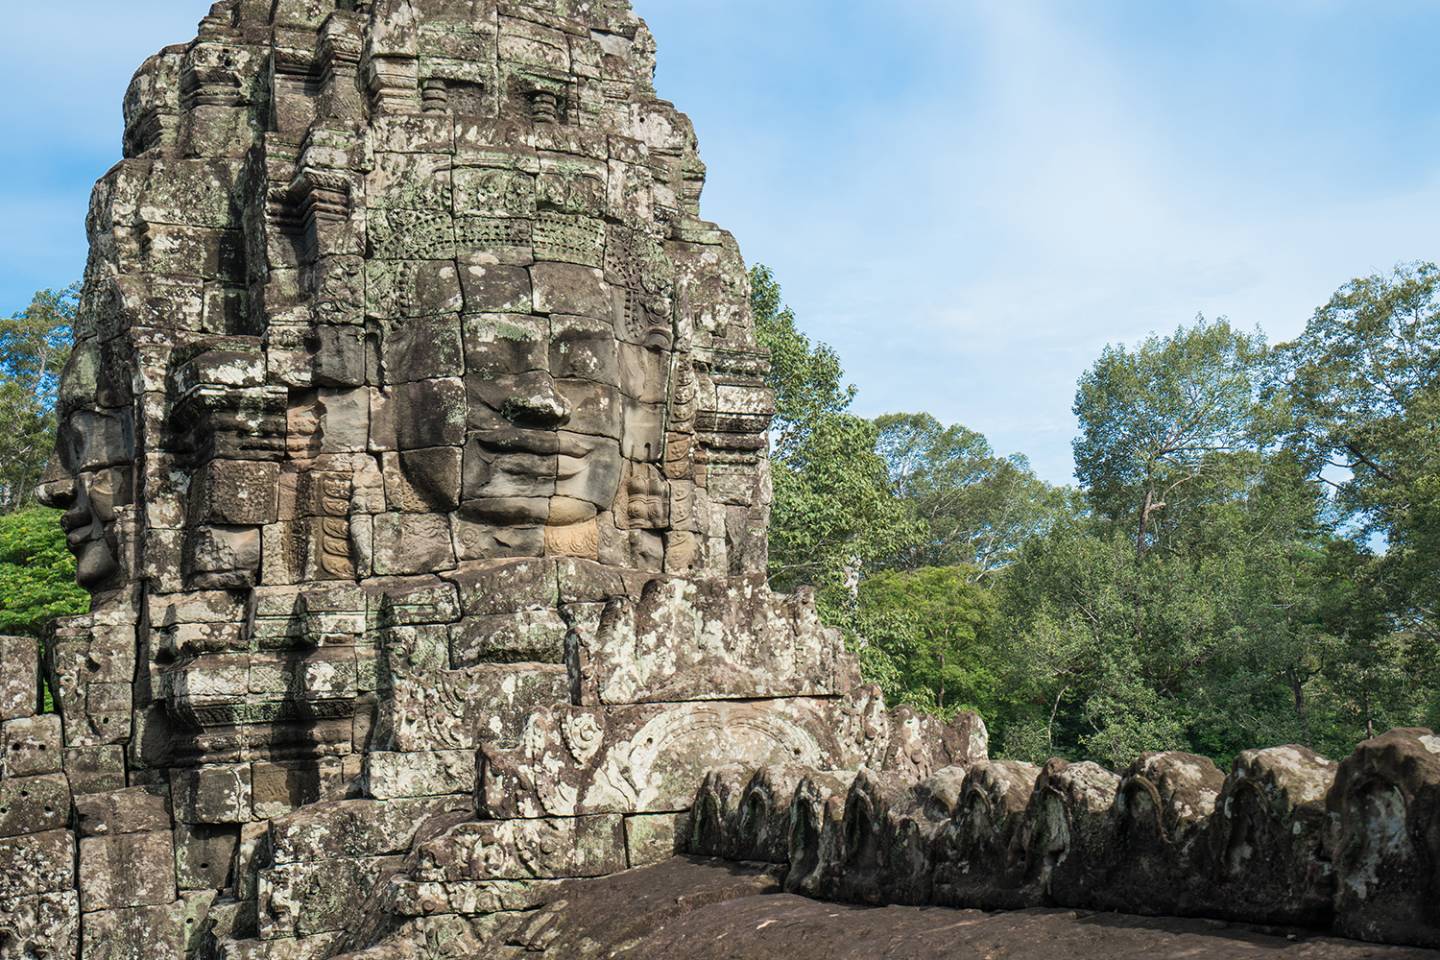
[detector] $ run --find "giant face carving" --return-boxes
[383,245,680,566]
[37,342,134,590]
[464,311,670,505]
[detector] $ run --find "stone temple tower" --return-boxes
[0,2,984,957]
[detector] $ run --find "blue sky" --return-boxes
[5,2,1440,483]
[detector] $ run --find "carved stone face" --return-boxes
[39,461,122,589]
[462,315,619,525]
[38,345,134,590]
[386,260,676,559]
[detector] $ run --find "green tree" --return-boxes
[750,265,854,460]
[1277,262,1440,640]
[751,266,917,613]
[0,285,77,512]
[1074,317,1267,555]
[856,565,999,716]
[994,519,1192,766]
[994,315,1424,767]
[0,507,88,636]
[875,412,1070,579]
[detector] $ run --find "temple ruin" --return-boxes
[2,1,1440,958]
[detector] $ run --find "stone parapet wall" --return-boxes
[688,728,1440,949]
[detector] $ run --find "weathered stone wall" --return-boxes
[0,3,989,957]
[689,727,1440,949]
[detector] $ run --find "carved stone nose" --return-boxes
[501,376,571,429]
[36,476,76,512]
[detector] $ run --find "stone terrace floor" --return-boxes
[496,857,1436,958]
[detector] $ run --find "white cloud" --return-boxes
[724,1,1440,483]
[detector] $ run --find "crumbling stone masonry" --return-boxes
[4,1,1440,958]
[0,2,982,957]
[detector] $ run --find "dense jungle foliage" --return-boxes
[754,262,1440,767]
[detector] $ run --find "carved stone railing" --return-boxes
[688,729,1440,949]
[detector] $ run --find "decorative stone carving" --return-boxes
[16,1,1440,956]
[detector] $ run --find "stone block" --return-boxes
[554,557,648,604]
[1330,728,1440,947]
[393,378,466,449]
[258,855,401,939]
[381,448,463,513]
[1203,745,1337,927]
[171,763,253,824]
[175,821,240,890]
[247,649,358,701]
[570,576,850,706]
[0,634,39,719]
[365,749,476,799]
[480,698,867,818]
[311,324,368,387]
[1,714,63,777]
[64,745,128,794]
[180,888,218,951]
[447,608,567,666]
[188,525,263,590]
[267,796,470,864]
[0,828,75,900]
[198,894,258,946]
[445,558,558,615]
[377,653,568,751]
[687,765,754,860]
[372,513,456,576]
[79,830,178,911]
[73,785,172,836]
[191,459,281,525]
[167,655,249,722]
[81,681,134,745]
[413,814,626,881]
[81,899,186,960]
[234,820,270,904]
[397,877,562,917]
[251,759,349,819]
[364,576,461,628]
[0,773,71,838]
[379,314,463,383]
[730,766,813,864]
[459,262,532,313]
[1014,759,1120,908]
[932,759,1042,909]
[47,625,137,701]
[1092,751,1225,915]
[624,812,687,868]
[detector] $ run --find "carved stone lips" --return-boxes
[471,429,592,459]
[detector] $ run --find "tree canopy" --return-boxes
[753,261,1437,768]
[0,285,76,512]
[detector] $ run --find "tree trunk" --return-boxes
[937,652,945,713]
